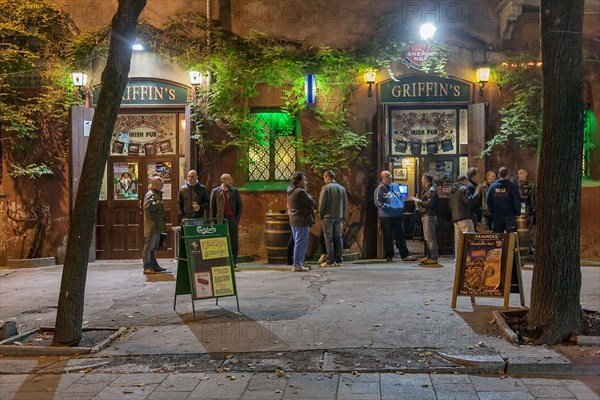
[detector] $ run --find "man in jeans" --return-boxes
[450,175,479,260]
[412,173,439,264]
[142,176,168,274]
[318,170,347,267]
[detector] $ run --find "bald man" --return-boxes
[178,169,209,219]
[210,173,243,266]
[142,176,168,274]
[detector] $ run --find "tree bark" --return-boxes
[527,0,585,344]
[52,0,146,346]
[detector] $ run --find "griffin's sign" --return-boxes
[381,76,472,103]
[93,80,188,106]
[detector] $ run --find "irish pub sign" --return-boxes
[380,76,472,104]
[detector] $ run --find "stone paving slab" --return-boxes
[0,372,599,400]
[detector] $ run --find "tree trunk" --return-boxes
[527,0,585,344]
[52,0,146,346]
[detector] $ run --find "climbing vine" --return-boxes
[481,58,543,156]
[0,0,78,258]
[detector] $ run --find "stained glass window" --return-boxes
[248,112,297,182]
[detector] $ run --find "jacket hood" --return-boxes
[286,184,300,195]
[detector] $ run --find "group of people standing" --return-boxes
[142,170,242,275]
[420,166,536,262]
[141,165,535,274]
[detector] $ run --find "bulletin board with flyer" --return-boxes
[174,219,240,316]
[451,232,524,310]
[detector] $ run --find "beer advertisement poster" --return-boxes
[211,266,235,297]
[457,233,509,297]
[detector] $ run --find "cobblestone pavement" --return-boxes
[2,371,599,400]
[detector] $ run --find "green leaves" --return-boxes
[481,61,543,156]
[9,163,54,179]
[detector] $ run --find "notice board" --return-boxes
[174,219,239,316]
[451,232,524,310]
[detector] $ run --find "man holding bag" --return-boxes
[374,170,417,262]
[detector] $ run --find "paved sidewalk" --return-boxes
[0,258,599,399]
[2,371,599,400]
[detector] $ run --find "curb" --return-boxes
[0,327,126,357]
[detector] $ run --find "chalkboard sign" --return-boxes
[173,219,239,316]
[451,232,524,310]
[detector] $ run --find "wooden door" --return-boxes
[97,156,178,259]
[142,157,178,259]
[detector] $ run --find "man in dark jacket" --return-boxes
[318,170,347,267]
[142,176,168,274]
[210,173,243,266]
[517,168,536,254]
[177,169,209,219]
[287,172,315,272]
[450,175,478,259]
[413,173,438,264]
[486,167,521,233]
[467,167,482,226]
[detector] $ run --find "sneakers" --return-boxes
[421,258,439,265]
[303,263,312,270]
[153,266,167,272]
[402,256,417,262]
[320,261,335,268]
[418,257,429,263]
[334,262,342,267]
[317,254,327,263]
[292,265,309,272]
[385,257,394,262]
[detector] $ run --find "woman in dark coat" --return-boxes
[286,172,315,272]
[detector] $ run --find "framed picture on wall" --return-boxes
[394,168,408,181]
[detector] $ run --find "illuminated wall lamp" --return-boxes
[72,72,88,102]
[189,70,203,86]
[365,70,376,98]
[72,72,88,87]
[476,67,490,97]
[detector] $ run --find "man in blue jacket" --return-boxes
[374,170,417,262]
[486,167,521,233]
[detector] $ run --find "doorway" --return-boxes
[96,156,179,260]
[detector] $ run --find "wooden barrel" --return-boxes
[516,215,529,260]
[264,211,292,264]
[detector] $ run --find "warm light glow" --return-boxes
[402,158,412,166]
[364,70,376,84]
[189,71,203,85]
[536,61,542,67]
[420,23,437,40]
[132,43,144,51]
[476,67,490,83]
[71,72,88,87]
[180,120,186,131]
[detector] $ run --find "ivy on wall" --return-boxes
[480,59,543,156]
[0,0,78,258]
[68,13,452,175]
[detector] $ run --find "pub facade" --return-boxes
[1,0,598,263]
